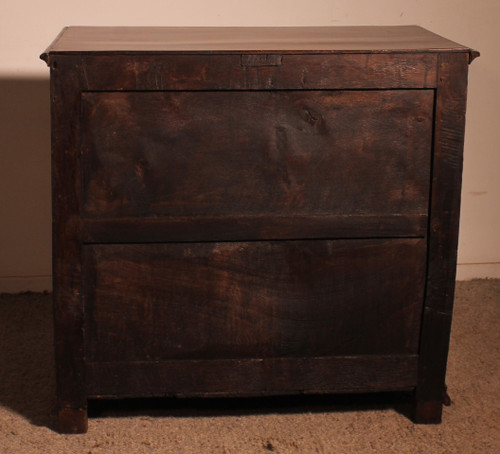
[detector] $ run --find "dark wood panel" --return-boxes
[50,56,88,433]
[82,90,433,220]
[83,239,426,363]
[426,53,469,314]
[82,214,427,244]
[71,53,437,90]
[86,355,418,398]
[415,52,470,423]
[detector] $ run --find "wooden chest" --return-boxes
[41,26,478,433]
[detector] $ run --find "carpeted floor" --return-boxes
[0,280,498,453]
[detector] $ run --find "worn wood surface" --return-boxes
[50,56,87,433]
[41,25,472,56]
[82,90,433,219]
[86,355,418,398]
[82,214,427,244]
[71,53,438,90]
[42,26,477,433]
[415,52,470,424]
[83,239,426,363]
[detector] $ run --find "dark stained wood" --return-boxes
[86,355,418,398]
[82,90,433,219]
[413,400,444,424]
[414,52,471,424]
[69,53,438,90]
[414,308,454,423]
[58,408,88,434]
[49,56,87,432]
[83,239,426,362]
[82,214,427,244]
[42,26,478,433]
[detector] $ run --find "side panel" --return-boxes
[415,52,470,423]
[50,56,87,433]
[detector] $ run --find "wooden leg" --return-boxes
[58,407,88,434]
[413,399,443,424]
[413,383,452,423]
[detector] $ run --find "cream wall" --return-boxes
[1,1,499,291]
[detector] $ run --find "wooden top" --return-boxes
[41,26,478,64]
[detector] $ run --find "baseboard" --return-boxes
[456,263,500,280]
[0,276,52,293]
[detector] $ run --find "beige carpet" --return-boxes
[0,280,499,453]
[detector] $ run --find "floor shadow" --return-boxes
[88,392,415,420]
[0,291,415,432]
[0,292,56,429]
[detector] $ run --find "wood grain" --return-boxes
[82,214,427,244]
[86,355,418,398]
[72,53,438,90]
[41,26,471,56]
[50,56,88,433]
[415,52,470,424]
[81,90,433,220]
[83,239,426,363]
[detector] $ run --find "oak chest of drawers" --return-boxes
[41,26,478,433]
